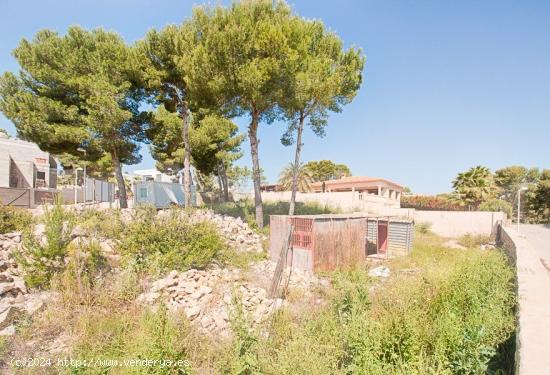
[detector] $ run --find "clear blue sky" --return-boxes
[1,0,549,194]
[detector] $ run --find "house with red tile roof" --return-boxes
[310,176,404,202]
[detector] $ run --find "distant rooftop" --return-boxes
[311,176,404,192]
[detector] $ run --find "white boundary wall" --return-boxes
[235,191,506,238]
[414,210,506,237]
[236,191,413,218]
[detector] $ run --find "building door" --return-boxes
[377,221,388,253]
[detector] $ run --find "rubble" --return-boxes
[136,259,328,336]
[0,232,54,336]
[136,265,274,336]
[159,209,265,253]
[368,266,390,278]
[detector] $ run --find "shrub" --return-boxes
[402,195,466,211]
[0,205,32,234]
[15,201,74,288]
[248,235,515,373]
[54,240,108,306]
[416,222,432,234]
[219,292,262,374]
[70,304,191,374]
[479,198,513,218]
[210,200,339,229]
[76,208,125,239]
[458,233,493,248]
[119,209,226,274]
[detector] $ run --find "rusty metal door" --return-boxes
[377,221,388,253]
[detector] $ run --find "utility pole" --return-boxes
[517,186,528,233]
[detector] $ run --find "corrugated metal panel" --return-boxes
[388,221,414,256]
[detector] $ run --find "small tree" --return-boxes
[0,27,149,208]
[141,24,200,207]
[452,166,497,209]
[304,160,352,183]
[187,0,294,227]
[281,20,364,214]
[148,108,244,201]
[526,169,550,223]
[494,166,540,203]
[278,163,313,192]
[190,113,244,201]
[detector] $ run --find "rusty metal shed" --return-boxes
[269,214,414,273]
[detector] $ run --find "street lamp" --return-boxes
[77,148,87,204]
[517,186,528,232]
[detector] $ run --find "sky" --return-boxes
[1,0,549,194]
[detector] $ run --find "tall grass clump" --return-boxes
[227,233,516,374]
[458,233,493,248]
[76,208,125,239]
[15,200,74,288]
[119,208,226,275]
[70,304,191,374]
[0,204,32,233]
[210,200,339,229]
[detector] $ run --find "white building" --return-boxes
[0,133,57,189]
[131,169,178,183]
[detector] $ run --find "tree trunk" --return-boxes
[248,109,264,228]
[181,105,192,208]
[220,160,230,202]
[216,166,224,202]
[111,148,128,209]
[289,114,305,216]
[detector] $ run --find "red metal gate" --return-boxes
[289,217,314,250]
[377,220,388,253]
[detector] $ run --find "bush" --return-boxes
[219,292,263,374]
[70,304,191,374]
[402,195,466,211]
[210,200,339,229]
[54,240,108,306]
[232,235,516,374]
[0,205,32,234]
[458,233,493,248]
[479,198,513,218]
[119,208,226,275]
[76,208,125,239]
[15,201,74,288]
[415,222,432,234]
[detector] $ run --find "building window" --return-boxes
[358,191,364,200]
[35,171,46,188]
[139,188,148,199]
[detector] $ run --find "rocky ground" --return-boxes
[136,260,327,336]
[135,209,326,336]
[0,232,53,337]
[0,208,327,341]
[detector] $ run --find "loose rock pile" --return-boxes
[172,210,265,253]
[0,232,51,336]
[137,266,277,336]
[250,260,329,291]
[137,259,327,336]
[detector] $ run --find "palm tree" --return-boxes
[452,166,496,209]
[278,163,313,193]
